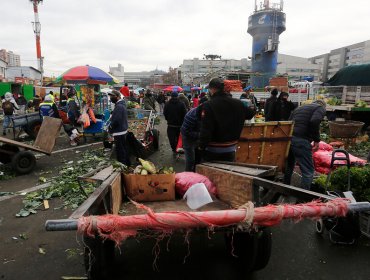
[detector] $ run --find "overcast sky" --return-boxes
[1,0,369,76]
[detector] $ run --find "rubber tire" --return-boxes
[25,120,42,139]
[0,145,20,164]
[316,219,325,235]
[84,237,115,280]
[151,129,160,150]
[11,151,36,174]
[225,231,258,273]
[253,228,272,271]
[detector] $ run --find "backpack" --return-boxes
[2,101,14,115]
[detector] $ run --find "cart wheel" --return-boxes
[225,231,258,273]
[316,219,325,235]
[0,145,20,164]
[151,129,159,150]
[25,120,42,139]
[253,228,272,271]
[84,237,115,280]
[11,151,36,174]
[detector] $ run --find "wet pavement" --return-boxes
[1,115,370,280]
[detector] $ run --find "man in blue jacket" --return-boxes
[108,90,130,166]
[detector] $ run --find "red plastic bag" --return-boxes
[175,172,217,196]
[176,134,184,153]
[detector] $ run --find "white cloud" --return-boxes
[1,0,369,76]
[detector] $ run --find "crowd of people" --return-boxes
[1,79,328,190]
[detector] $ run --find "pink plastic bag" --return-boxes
[175,172,217,196]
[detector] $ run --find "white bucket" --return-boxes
[183,183,213,210]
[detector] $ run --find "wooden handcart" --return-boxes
[0,117,62,174]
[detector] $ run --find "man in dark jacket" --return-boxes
[164,92,187,154]
[67,92,80,126]
[273,92,295,121]
[264,88,278,121]
[108,90,130,165]
[199,78,255,162]
[181,99,207,171]
[284,100,326,190]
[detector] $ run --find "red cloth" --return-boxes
[192,97,199,108]
[119,86,130,97]
[176,134,183,153]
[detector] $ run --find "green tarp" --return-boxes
[327,64,370,86]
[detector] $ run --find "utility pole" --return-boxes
[30,0,44,85]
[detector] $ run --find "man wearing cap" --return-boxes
[163,91,187,155]
[284,100,327,190]
[199,78,255,162]
[108,90,130,165]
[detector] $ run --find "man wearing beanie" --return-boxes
[163,91,187,154]
[264,88,279,121]
[199,78,255,162]
[284,99,326,190]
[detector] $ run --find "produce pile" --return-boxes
[327,97,342,106]
[128,119,147,139]
[16,149,109,217]
[224,80,243,93]
[127,101,140,109]
[355,100,368,108]
[119,158,174,176]
[314,165,370,201]
[348,140,370,158]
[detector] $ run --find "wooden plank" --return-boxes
[110,173,122,215]
[236,122,293,171]
[196,164,254,208]
[201,162,277,177]
[123,174,176,202]
[69,172,119,219]
[120,199,230,216]
[253,177,333,202]
[90,166,114,182]
[0,136,47,154]
[33,116,62,155]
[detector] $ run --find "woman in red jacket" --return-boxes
[192,93,199,108]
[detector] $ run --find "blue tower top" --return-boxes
[248,1,286,88]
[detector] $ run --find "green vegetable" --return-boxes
[355,100,367,108]
[327,97,342,106]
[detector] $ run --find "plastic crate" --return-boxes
[359,211,370,238]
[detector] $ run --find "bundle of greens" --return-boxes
[16,149,109,217]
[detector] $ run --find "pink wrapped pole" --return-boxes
[77,199,350,244]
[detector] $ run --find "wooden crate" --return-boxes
[123,174,175,202]
[236,121,294,171]
[196,164,254,208]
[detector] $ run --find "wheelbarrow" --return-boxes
[0,117,62,174]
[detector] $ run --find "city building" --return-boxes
[124,69,166,88]
[0,58,7,81]
[277,54,321,81]
[310,40,370,81]
[179,54,320,85]
[6,66,42,84]
[179,58,250,84]
[0,49,21,67]
[109,63,124,82]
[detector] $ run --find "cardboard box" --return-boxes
[123,173,176,202]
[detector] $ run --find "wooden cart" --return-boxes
[0,117,62,174]
[45,162,342,280]
[236,121,294,171]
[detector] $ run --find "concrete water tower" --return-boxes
[248,0,286,88]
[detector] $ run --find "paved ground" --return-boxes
[1,116,370,280]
